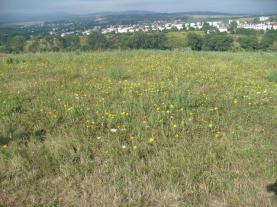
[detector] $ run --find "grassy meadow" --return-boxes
[0,50,276,206]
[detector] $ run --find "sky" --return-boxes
[1,0,277,14]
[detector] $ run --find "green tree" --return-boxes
[53,37,66,51]
[127,32,147,49]
[109,33,131,49]
[202,23,218,33]
[186,32,203,51]
[8,35,26,53]
[145,33,167,49]
[127,32,167,49]
[87,32,108,50]
[260,30,277,49]
[64,35,80,51]
[202,22,210,33]
[203,33,233,51]
[228,21,238,34]
[170,26,178,32]
[253,17,260,24]
[239,35,259,50]
[24,39,39,52]
[236,28,258,35]
[188,27,196,31]
[37,38,53,52]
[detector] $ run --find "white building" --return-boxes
[208,21,220,27]
[61,32,75,37]
[238,23,272,31]
[218,26,228,32]
[190,22,196,27]
[82,31,91,35]
[272,23,277,30]
[165,23,172,30]
[102,27,117,34]
[260,16,269,22]
[157,26,165,31]
[173,24,184,30]
[117,26,136,33]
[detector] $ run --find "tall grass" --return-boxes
[0,50,276,206]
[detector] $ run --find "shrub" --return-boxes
[266,71,277,83]
[6,57,20,64]
[6,57,14,64]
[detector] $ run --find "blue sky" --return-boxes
[1,0,277,14]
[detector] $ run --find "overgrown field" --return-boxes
[0,51,276,206]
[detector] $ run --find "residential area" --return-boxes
[58,16,277,37]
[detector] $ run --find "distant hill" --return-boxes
[0,13,77,24]
[0,10,274,25]
[172,11,243,16]
[82,11,243,19]
[87,10,157,16]
[71,11,246,26]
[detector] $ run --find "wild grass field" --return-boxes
[0,50,276,206]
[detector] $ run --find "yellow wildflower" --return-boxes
[148,138,155,143]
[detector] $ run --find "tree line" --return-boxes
[187,30,277,51]
[0,32,168,53]
[0,30,277,53]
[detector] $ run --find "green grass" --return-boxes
[267,71,277,83]
[0,50,276,206]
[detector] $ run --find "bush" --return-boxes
[6,57,20,64]
[266,71,277,83]
[6,57,14,64]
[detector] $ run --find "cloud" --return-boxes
[0,0,276,14]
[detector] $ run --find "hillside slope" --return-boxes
[0,51,276,206]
